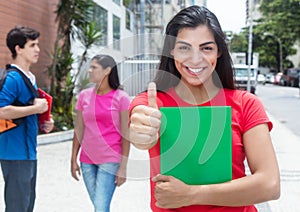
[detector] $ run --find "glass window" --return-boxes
[94,5,108,46]
[126,9,131,30]
[113,15,121,50]
[113,0,120,5]
[235,68,255,77]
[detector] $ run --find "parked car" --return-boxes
[234,64,258,94]
[279,68,300,87]
[265,73,275,84]
[274,72,283,85]
[257,74,266,85]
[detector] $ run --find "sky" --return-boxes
[206,0,246,33]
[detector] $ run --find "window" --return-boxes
[235,68,255,77]
[94,5,108,46]
[113,15,121,50]
[113,0,120,5]
[126,9,131,30]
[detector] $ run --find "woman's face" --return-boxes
[171,25,219,87]
[88,59,109,83]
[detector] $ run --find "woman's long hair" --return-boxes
[154,5,235,91]
[92,54,120,89]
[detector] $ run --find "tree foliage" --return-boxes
[230,0,300,71]
[256,0,300,70]
[230,31,248,53]
[48,0,100,131]
[259,0,300,42]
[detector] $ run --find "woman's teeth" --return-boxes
[188,67,204,73]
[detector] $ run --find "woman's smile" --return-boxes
[184,65,206,75]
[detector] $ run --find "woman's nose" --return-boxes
[190,48,204,64]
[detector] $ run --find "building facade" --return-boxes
[71,0,136,64]
[0,0,59,88]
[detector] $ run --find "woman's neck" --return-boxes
[174,80,220,105]
[96,82,112,95]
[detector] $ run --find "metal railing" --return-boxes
[119,59,159,96]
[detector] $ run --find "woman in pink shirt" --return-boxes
[71,54,130,211]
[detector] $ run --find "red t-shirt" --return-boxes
[130,88,272,212]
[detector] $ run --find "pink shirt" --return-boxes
[76,87,130,164]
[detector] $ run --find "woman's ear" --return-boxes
[170,49,174,56]
[217,49,222,58]
[104,67,112,76]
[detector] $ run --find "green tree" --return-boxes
[256,0,300,70]
[230,0,299,71]
[259,0,300,42]
[230,31,248,53]
[48,0,100,131]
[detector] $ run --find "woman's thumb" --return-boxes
[148,82,157,109]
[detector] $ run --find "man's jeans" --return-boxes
[81,162,119,212]
[0,160,37,212]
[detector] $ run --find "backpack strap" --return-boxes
[6,64,39,98]
[4,65,37,159]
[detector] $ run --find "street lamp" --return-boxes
[246,0,254,93]
[263,32,283,73]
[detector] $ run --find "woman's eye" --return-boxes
[202,46,213,51]
[178,45,190,51]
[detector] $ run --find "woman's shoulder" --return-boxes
[223,88,258,101]
[115,88,129,95]
[114,89,131,100]
[223,89,266,116]
[78,86,94,97]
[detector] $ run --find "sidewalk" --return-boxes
[266,113,300,212]
[0,113,299,211]
[35,141,152,212]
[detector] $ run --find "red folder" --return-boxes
[38,88,52,127]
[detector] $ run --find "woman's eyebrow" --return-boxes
[175,40,216,47]
[175,40,192,46]
[199,41,216,47]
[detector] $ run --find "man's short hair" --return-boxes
[6,26,40,59]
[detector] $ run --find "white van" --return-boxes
[234,64,258,94]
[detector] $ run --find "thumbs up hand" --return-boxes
[130,82,162,150]
[147,82,158,109]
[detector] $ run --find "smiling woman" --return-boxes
[129,5,280,212]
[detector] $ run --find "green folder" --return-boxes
[160,106,232,185]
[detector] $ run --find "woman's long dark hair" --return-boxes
[92,54,120,89]
[154,5,235,91]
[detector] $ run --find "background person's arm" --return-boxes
[71,110,84,181]
[115,110,131,186]
[0,98,48,119]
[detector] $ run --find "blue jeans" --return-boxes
[0,160,37,212]
[81,162,119,212]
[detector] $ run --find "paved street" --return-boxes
[0,138,152,212]
[265,113,300,212]
[0,87,300,211]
